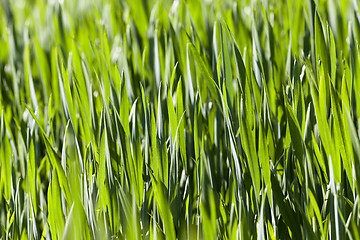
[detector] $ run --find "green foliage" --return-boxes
[1,0,360,239]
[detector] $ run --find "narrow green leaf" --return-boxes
[330,82,353,190]
[259,121,271,206]
[167,88,177,143]
[188,43,221,107]
[176,78,187,172]
[149,172,176,240]
[315,11,329,80]
[27,140,37,215]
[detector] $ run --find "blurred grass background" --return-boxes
[1,0,360,239]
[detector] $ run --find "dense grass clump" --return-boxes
[1,0,360,239]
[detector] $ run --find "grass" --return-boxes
[1,0,360,239]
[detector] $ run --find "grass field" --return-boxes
[1,0,360,239]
